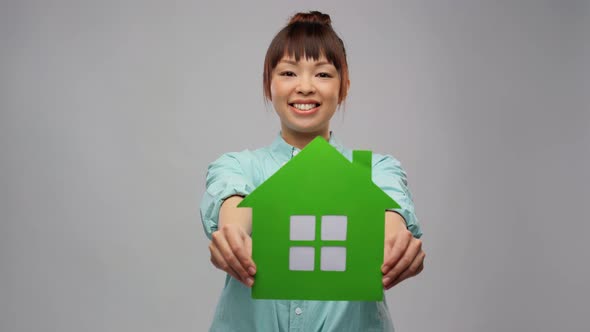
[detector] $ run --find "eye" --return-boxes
[279,71,296,77]
[317,72,333,78]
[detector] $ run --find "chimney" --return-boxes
[352,150,372,177]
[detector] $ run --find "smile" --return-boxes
[288,103,321,115]
[291,103,319,110]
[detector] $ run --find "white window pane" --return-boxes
[320,247,346,271]
[290,215,316,241]
[289,247,315,271]
[321,215,347,241]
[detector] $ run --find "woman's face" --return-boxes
[270,54,341,141]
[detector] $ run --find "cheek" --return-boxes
[325,80,340,96]
[269,83,276,99]
[328,85,341,102]
[270,86,285,110]
[270,82,284,101]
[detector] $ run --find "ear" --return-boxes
[340,79,350,103]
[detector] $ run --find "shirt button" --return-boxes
[295,307,302,315]
[292,150,299,156]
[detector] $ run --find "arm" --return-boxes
[373,155,423,238]
[209,195,256,287]
[382,211,425,289]
[371,154,425,289]
[199,153,257,287]
[219,195,252,234]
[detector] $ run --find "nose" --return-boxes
[296,76,316,95]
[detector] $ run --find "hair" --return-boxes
[263,11,349,104]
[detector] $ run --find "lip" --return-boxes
[289,104,320,116]
[288,100,321,116]
[290,99,320,104]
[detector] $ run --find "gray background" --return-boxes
[1,0,588,331]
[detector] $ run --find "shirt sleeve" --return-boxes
[199,152,256,239]
[372,154,423,239]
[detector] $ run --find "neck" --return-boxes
[281,127,330,150]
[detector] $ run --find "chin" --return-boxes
[288,124,327,136]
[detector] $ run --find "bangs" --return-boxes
[268,22,344,71]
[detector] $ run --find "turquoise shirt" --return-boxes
[200,133,422,332]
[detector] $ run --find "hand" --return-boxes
[381,213,425,290]
[209,223,257,287]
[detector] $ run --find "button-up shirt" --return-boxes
[200,132,422,332]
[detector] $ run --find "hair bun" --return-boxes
[288,11,332,26]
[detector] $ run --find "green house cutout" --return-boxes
[238,137,400,301]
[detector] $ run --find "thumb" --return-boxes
[244,235,256,275]
[245,234,252,258]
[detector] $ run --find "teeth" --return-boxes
[292,103,318,111]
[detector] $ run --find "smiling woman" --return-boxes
[270,54,342,148]
[200,10,424,332]
[263,11,350,103]
[263,11,351,149]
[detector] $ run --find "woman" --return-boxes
[200,11,425,331]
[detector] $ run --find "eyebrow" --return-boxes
[278,59,333,67]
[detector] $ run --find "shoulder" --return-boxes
[211,149,255,163]
[207,145,274,177]
[371,152,409,186]
[372,153,402,168]
[208,149,258,171]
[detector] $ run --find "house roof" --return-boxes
[239,136,399,211]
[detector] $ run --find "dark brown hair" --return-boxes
[263,11,349,103]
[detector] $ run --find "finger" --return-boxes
[230,230,256,274]
[223,264,243,284]
[228,265,254,287]
[384,247,424,289]
[244,235,256,275]
[225,230,256,279]
[209,243,225,270]
[210,242,254,287]
[382,231,411,273]
[213,231,251,283]
[382,239,421,286]
[210,243,239,277]
[387,252,425,290]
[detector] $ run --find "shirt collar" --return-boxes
[270,131,345,163]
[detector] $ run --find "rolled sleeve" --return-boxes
[372,154,423,238]
[199,153,255,239]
